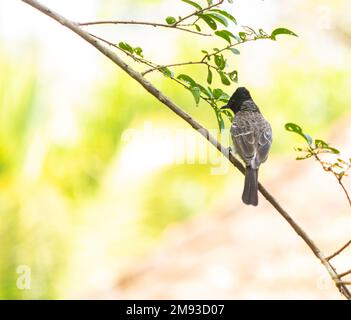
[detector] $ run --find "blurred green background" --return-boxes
[1,0,351,299]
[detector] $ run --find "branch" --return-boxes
[86,33,213,107]
[201,36,271,62]
[21,0,351,300]
[337,179,351,207]
[327,240,351,261]
[78,20,211,37]
[78,0,225,38]
[140,38,263,76]
[339,269,351,278]
[88,32,157,69]
[142,60,218,76]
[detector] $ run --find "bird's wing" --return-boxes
[255,122,272,166]
[231,116,256,164]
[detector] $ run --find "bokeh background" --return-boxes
[1,0,351,299]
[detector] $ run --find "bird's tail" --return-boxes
[242,167,258,206]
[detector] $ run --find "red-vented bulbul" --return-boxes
[222,87,272,206]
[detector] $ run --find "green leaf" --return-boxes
[238,32,247,41]
[215,30,235,44]
[190,86,201,105]
[209,9,237,24]
[215,30,232,44]
[228,70,238,82]
[271,27,298,40]
[221,109,234,122]
[160,67,173,78]
[258,28,269,37]
[296,154,313,160]
[285,122,313,145]
[314,139,329,149]
[118,42,134,54]
[177,74,197,86]
[194,24,201,32]
[166,16,176,25]
[207,68,213,84]
[134,47,143,57]
[214,54,226,70]
[208,13,228,27]
[206,0,213,5]
[214,55,221,68]
[181,0,202,10]
[213,88,229,100]
[218,95,230,102]
[219,29,235,39]
[315,139,340,154]
[285,122,303,134]
[213,88,224,99]
[197,84,211,98]
[227,0,234,3]
[216,111,225,131]
[328,147,340,154]
[197,14,217,30]
[337,158,348,165]
[207,87,215,99]
[218,71,231,86]
[229,47,240,55]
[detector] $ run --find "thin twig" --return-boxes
[337,179,351,207]
[87,33,213,105]
[88,33,213,106]
[142,38,270,77]
[79,20,211,37]
[201,37,271,62]
[142,60,218,76]
[21,0,351,300]
[313,152,351,207]
[88,32,156,69]
[327,240,351,261]
[180,16,201,27]
[338,269,351,278]
[201,42,240,62]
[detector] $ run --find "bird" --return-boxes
[221,87,272,206]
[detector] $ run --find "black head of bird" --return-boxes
[221,86,253,114]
